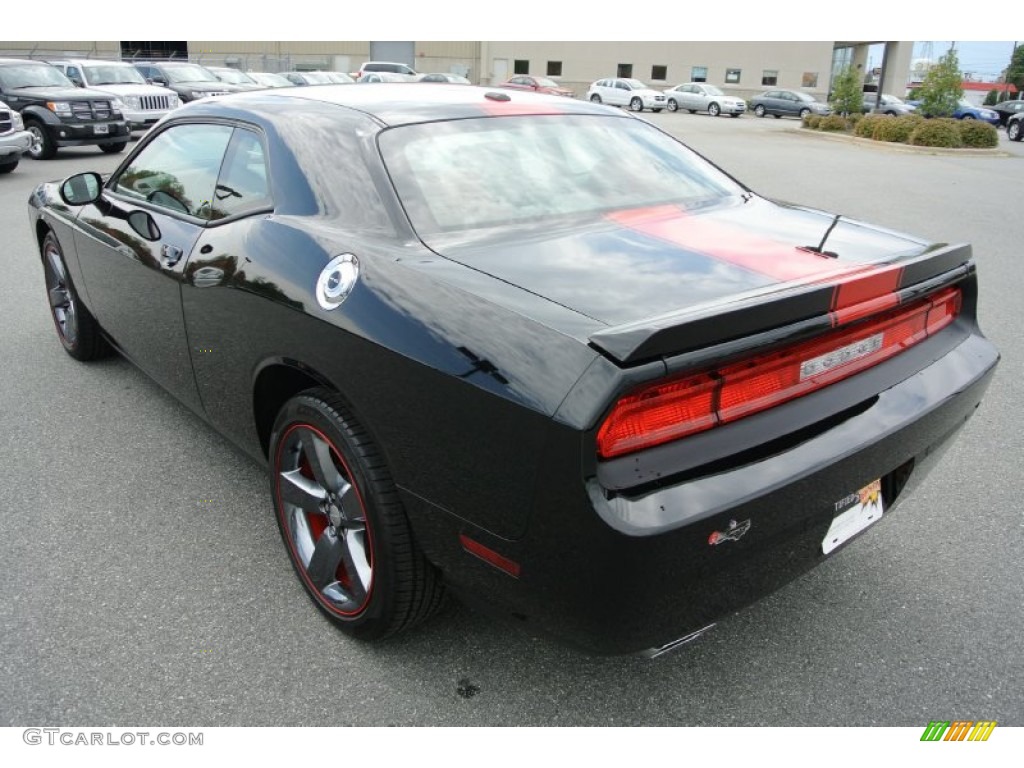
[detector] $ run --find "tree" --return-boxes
[983,88,1000,106]
[918,48,963,117]
[830,65,863,116]
[1006,43,1024,93]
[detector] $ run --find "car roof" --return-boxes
[182,83,616,127]
[0,57,59,67]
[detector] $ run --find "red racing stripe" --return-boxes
[606,206,861,282]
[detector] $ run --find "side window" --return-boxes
[113,123,233,219]
[211,129,272,221]
[67,66,81,81]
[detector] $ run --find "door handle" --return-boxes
[160,244,183,268]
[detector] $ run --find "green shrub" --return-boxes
[958,119,999,148]
[983,88,1001,106]
[848,113,863,127]
[802,114,821,129]
[872,116,917,143]
[909,119,964,148]
[855,113,887,137]
[817,114,851,131]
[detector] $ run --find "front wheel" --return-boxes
[961,114,976,121]
[99,141,127,154]
[41,231,109,360]
[708,102,721,117]
[1009,120,1023,141]
[589,94,602,103]
[754,104,766,117]
[666,99,678,112]
[629,97,643,112]
[799,108,811,119]
[270,389,445,640]
[25,120,57,160]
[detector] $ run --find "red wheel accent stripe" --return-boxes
[274,422,375,618]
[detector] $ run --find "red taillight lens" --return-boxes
[597,287,961,459]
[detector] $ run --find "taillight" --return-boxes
[597,287,961,459]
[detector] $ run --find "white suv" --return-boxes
[355,61,419,79]
[50,59,180,131]
[586,78,667,112]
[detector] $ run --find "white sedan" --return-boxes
[586,78,667,112]
[663,83,746,117]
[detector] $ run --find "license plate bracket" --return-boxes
[822,479,883,555]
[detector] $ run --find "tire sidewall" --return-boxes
[42,232,78,354]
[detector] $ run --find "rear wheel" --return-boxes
[41,231,109,360]
[99,141,127,154]
[708,102,721,117]
[754,104,766,117]
[26,120,57,160]
[629,97,643,112]
[270,389,445,640]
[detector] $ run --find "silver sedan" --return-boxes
[663,83,746,117]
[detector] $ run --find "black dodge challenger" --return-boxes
[28,85,999,655]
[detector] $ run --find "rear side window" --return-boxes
[211,129,272,220]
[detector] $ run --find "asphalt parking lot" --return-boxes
[1,112,1021,727]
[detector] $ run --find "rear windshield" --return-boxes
[379,114,742,235]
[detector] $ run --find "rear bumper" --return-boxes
[421,330,998,654]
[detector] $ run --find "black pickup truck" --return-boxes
[0,58,130,159]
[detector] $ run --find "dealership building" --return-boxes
[0,41,916,99]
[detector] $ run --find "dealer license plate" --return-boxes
[822,479,883,555]
[94,124,109,135]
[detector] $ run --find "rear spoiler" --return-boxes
[588,242,973,365]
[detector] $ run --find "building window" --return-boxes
[762,70,778,86]
[547,61,562,77]
[617,63,633,78]
[514,59,529,75]
[802,71,819,88]
[725,68,741,84]
[691,66,708,83]
[651,65,667,81]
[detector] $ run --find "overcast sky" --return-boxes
[911,41,1018,78]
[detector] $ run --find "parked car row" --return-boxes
[0,57,486,165]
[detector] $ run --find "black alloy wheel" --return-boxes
[41,232,108,360]
[270,389,445,640]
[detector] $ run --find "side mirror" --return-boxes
[128,210,161,242]
[152,78,167,87]
[59,172,103,206]
[71,77,84,87]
